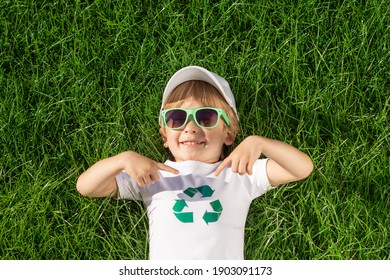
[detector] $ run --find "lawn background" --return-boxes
[0,0,388,259]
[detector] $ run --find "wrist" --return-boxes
[249,135,266,147]
[249,135,273,155]
[116,151,134,169]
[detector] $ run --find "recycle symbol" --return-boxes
[172,185,223,225]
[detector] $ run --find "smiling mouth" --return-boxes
[180,141,205,146]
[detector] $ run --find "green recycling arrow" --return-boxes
[183,187,198,198]
[173,199,188,212]
[174,212,194,223]
[210,199,223,212]
[203,199,223,224]
[196,185,214,197]
[203,211,221,224]
[182,185,214,198]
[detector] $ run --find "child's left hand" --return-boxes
[214,135,314,186]
[214,136,262,176]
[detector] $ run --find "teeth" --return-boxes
[181,141,203,145]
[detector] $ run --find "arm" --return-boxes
[76,151,179,197]
[214,135,313,186]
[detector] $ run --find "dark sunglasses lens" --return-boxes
[165,110,187,128]
[196,109,218,127]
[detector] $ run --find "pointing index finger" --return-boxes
[156,163,179,175]
[214,158,231,176]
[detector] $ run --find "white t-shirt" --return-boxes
[116,159,271,260]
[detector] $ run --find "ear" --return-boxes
[159,128,169,148]
[224,130,236,146]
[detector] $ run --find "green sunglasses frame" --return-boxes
[161,107,230,130]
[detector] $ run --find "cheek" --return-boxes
[165,131,180,144]
[206,130,228,144]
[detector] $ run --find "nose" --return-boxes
[183,119,199,133]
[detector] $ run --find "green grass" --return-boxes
[0,0,388,259]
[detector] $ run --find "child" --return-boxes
[76,66,313,260]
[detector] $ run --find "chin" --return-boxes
[175,155,204,162]
[172,150,220,163]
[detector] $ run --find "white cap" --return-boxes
[160,66,238,118]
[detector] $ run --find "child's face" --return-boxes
[160,98,234,163]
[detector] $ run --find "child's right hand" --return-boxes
[77,151,179,197]
[121,151,179,187]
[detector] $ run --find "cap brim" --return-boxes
[161,66,237,117]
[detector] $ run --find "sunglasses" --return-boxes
[161,107,230,130]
